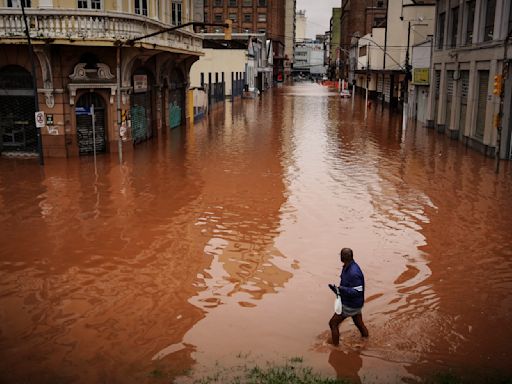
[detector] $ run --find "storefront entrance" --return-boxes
[75,92,106,155]
[0,65,37,153]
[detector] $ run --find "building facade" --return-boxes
[295,9,306,42]
[428,0,512,159]
[293,40,326,78]
[0,0,204,158]
[202,0,285,82]
[189,33,272,97]
[340,0,387,79]
[284,0,296,79]
[352,0,434,110]
[328,8,342,80]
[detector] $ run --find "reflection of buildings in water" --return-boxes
[340,103,512,378]
[167,86,294,374]
[403,133,512,379]
[184,90,291,309]
[0,142,211,382]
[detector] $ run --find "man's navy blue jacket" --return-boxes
[338,260,365,309]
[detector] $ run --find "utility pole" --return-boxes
[403,21,412,122]
[116,46,123,164]
[495,28,512,173]
[365,44,369,120]
[20,0,44,165]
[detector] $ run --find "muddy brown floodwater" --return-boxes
[1,83,512,383]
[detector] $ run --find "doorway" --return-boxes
[75,92,107,155]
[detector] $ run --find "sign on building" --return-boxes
[413,68,430,85]
[133,75,148,93]
[35,111,45,128]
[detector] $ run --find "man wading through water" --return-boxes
[328,248,369,346]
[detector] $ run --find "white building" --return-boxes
[296,9,307,42]
[293,41,326,77]
[351,0,435,107]
[190,34,272,97]
[284,0,297,78]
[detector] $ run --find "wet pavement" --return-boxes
[1,83,512,383]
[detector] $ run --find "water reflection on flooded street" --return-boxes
[1,83,511,383]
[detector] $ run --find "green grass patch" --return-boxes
[192,361,348,384]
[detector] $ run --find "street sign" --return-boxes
[413,68,430,85]
[75,106,91,116]
[35,111,45,128]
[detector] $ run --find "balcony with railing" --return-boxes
[0,8,203,54]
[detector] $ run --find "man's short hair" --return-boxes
[340,248,353,260]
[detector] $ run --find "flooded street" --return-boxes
[1,83,512,383]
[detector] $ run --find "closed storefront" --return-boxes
[75,93,107,155]
[169,69,185,129]
[131,70,153,144]
[384,76,391,103]
[459,70,469,138]
[0,65,37,153]
[446,70,454,129]
[377,74,383,98]
[475,70,489,139]
[434,70,441,123]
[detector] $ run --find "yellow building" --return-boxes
[0,0,203,157]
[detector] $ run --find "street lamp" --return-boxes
[403,21,412,123]
[20,0,44,165]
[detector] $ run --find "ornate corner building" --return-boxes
[0,0,204,157]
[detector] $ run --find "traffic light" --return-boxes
[493,74,503,97]
[224,19,232,40]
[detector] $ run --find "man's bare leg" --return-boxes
[351,314,369,337]
[329,313,347,346]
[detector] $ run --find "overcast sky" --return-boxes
[296,0,342,38]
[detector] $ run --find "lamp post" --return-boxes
[403,21,412,122]
[365,44,370,120]
[495,28,512,173]
[20,0,44,165]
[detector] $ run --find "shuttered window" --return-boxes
[459,70,470,135]
[434,70,441,121]
[475,71,489,139]
[446,71,454,126]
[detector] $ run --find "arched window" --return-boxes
[0,65,33,90]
